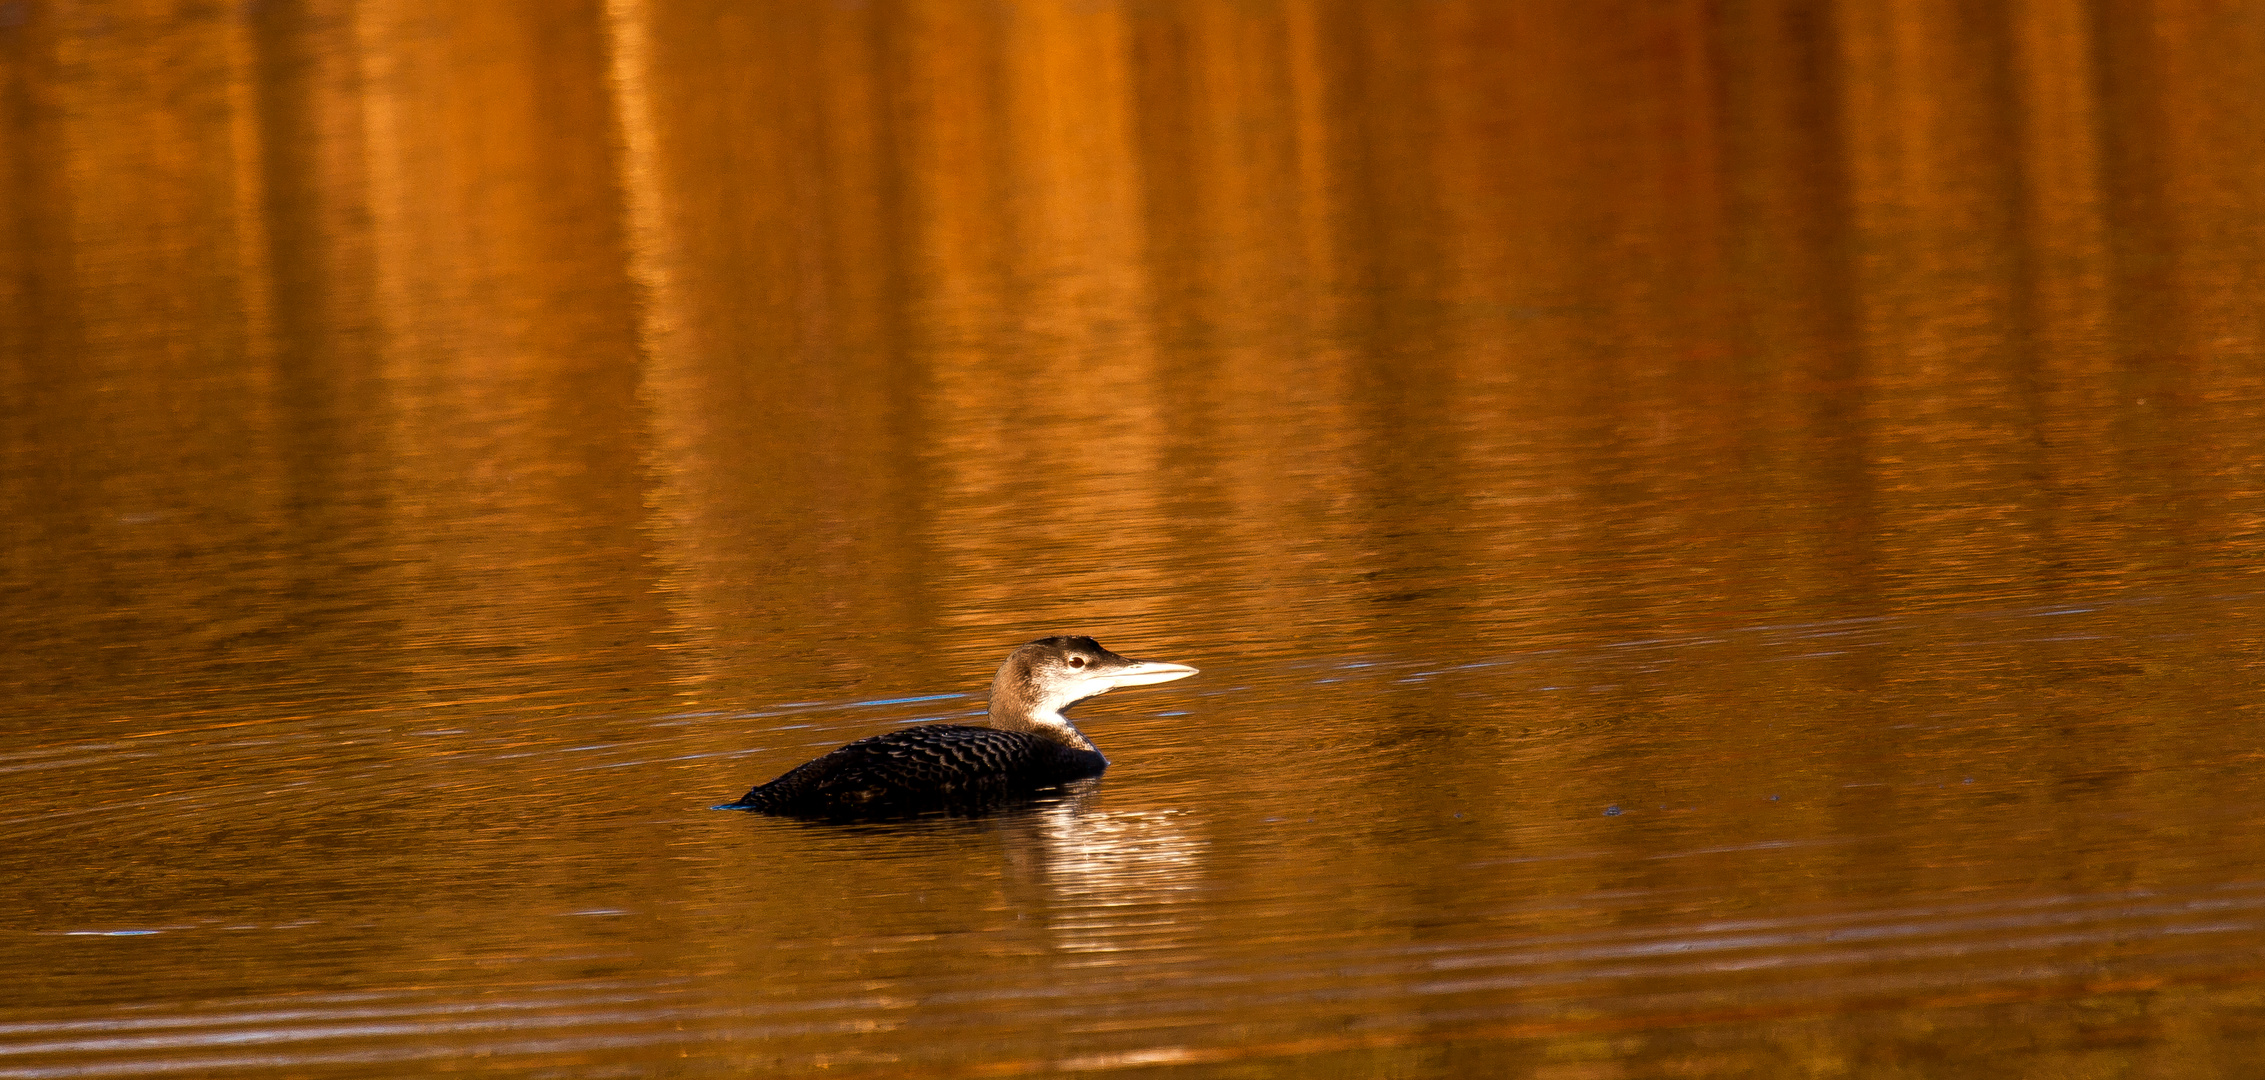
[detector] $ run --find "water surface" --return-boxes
[5,2,2265,1076]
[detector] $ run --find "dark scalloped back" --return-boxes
[717,724,1108,820]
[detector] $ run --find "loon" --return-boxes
[714,636,1198,819]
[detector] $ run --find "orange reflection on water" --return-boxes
[4,2,2265,1077]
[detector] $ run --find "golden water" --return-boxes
[4,2,2264,1076]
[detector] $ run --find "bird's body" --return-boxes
[715,636,1196,820]
[716,724,1105,818]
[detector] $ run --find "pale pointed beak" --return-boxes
[1091,659,1199,692]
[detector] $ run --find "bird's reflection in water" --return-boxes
[988,786,1208,955]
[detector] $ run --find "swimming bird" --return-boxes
[714,636,1198,819]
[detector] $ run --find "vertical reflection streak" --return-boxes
[221,12,277,370]
[601,0,680,359]
[599,0,699,694]
[352,0,413,366]
[2007,0,2109,354]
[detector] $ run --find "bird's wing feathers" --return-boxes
[737,725,1055,814]
[810,725,1039,794]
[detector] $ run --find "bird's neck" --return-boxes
[990,706,1096,751]
[987,675,1098,751]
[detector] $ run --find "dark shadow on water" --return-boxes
[711,777,1105,828]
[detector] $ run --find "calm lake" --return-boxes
[5,2,2264,1076]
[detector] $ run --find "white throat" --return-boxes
[1026,709,1097,752]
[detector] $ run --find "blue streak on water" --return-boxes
[855,693,968,707]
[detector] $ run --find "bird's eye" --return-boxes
[1068,656,1087,668]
